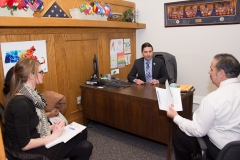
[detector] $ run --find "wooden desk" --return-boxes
[81,84,194,159]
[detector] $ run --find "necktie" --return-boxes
[146,61,151,82]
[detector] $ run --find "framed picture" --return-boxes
[164,0,240,27]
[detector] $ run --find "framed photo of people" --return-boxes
[164,0,240,27]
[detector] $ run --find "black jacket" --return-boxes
[127,57,168,84]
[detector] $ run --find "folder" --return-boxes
[178,84,194,92]
[45,122,86,148]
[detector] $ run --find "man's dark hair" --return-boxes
[214,53,240,78]
[141,42,153,52]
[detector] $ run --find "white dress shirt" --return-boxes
[173,78,240,149]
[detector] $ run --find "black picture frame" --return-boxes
[164,0,240,27]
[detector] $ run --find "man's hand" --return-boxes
[166,104,178,119]
[135,79,145,85]
[149,79,159,85]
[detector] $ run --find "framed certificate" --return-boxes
[164,0,240,27]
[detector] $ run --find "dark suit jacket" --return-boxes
[127,57,168,84]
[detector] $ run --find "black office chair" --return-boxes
[196,137,240,160]
[0,103,49,160]
[153,52,177,84]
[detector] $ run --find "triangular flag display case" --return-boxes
[39,0,71,18]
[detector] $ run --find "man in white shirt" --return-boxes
[167,53,240,160]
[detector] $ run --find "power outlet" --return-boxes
[77,96,81,104]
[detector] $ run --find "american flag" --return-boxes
[28,1,39,11]
[43,2,69,18]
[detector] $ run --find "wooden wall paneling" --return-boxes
[54,33,99,123]
[34,34,58,93]
[53,33,70,120]
[100,31,136,80]
[0,35,6,104]
[0,123,6,160]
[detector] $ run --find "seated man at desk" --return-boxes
[127,42,168,85]
[167,53,240,160]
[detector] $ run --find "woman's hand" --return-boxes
[22,120,65,151]
[51,121,64,138]
[166,104,178,119]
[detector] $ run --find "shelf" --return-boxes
[0,16,146,29]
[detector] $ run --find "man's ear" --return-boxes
[219,69,226,78]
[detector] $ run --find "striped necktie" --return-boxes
[146,61,151,82]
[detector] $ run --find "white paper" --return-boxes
[155,80,182,111]
[124,54,131,65]
[110,39,123,69]
[110,53,117,69]
[45,122,86,148]
[111,69,119,75]
[123,38,131,53]
[165,80,174,107]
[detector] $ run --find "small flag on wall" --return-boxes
[39,0,71,18]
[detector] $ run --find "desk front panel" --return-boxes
[81,84,193,144]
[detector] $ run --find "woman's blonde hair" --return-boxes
[7,58,40,105]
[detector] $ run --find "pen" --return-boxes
[69,126,75,130]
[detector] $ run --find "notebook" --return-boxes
[45,122,86,148]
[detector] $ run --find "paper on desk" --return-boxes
[155,80,183,111]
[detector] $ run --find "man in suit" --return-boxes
[127,42,168,85]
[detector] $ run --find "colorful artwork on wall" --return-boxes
[1,40,48,77]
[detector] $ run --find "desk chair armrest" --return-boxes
[197,137,207,160]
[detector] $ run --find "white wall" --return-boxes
[0,7,34,17]
[127,0,240,97]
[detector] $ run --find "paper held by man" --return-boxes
[155,80,183,111]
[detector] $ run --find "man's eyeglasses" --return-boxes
[38,70,44,75]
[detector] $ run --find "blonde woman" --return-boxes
[4,58,93,160]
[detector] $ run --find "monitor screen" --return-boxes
[92,54,99,79]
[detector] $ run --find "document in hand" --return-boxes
[45,122,86,149]
[155,80,183,111]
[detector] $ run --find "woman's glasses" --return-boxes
[38,70,44,75]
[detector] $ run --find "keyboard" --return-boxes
[100,79,133,88]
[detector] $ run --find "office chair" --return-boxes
[153,52,177,84]
[0,103,49,160]
[196,137,240,160]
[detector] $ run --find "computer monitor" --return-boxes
[92,54,99,79]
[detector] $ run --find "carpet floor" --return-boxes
[87,123,175,160]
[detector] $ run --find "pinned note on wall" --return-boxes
[123,38,131,54]
[110,39,123,69]
[125,54,131,65]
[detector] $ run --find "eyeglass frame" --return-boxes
[38,70,44,75]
